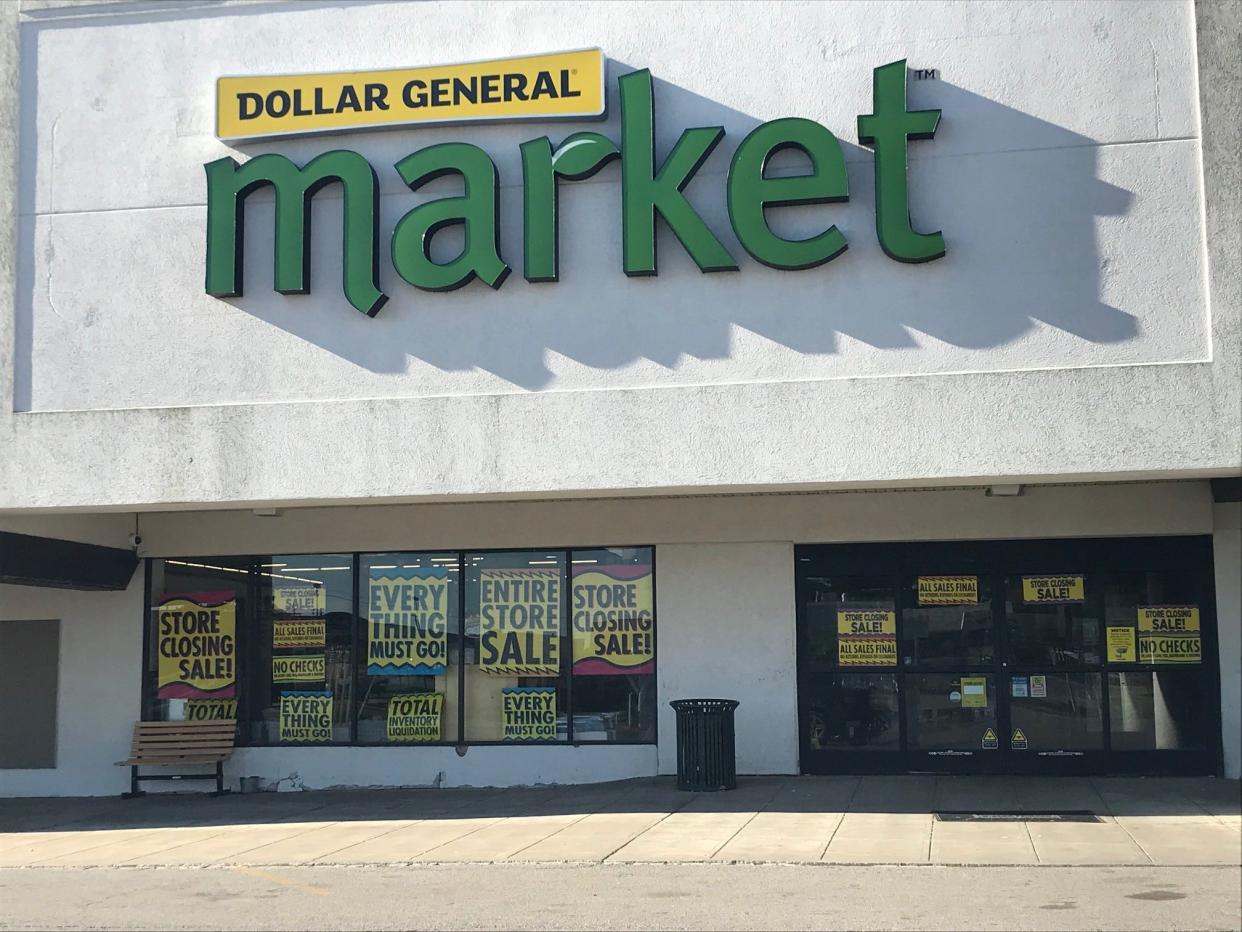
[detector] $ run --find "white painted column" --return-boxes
[1213,502,1241,779]
[655,542,798,776]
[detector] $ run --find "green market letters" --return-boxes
[205,60,944,317]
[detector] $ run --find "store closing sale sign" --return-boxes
[368,568,450,675]
[1137,606,1201,663]
[572,564,654,675]
[502,686,556,741]
[479,569,560,675]
[156,593,236,699]
[837,610,896,665]
[1022,575,1085,604]
[272,585,326,616]
[279,690,332,742]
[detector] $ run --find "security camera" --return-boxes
[128,532,143,550]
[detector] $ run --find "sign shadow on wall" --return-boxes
[14,57,1139,399]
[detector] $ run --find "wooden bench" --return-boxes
[117,720,237,797]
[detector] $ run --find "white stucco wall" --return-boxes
[2,480,1227,795]
[655,542,798,776]
[0,576,143,797]
[0,0,1237,510]
[1213,502,1241,779]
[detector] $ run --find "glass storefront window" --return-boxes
[901,575,993,666]
[803,576,896,670]
[1109,671,1207,750]
[569,547,656,742]
[145,556,251,723]
[905,673,997,751]
[145,545,656,748]
[1008,672,1104,751]
[1101,572,1204,667]
[803,674,900,751]
[463,551,567,743]
[356,552,460,744]
[249,555,355,745]
[1005,575,1102,666]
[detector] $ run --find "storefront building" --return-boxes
[1,0,1238,796]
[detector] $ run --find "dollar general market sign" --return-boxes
[206,50,946,317]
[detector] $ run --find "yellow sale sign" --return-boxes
[572,566,654,674]
[836,610,896,666]
[217,49,606,141]
[1138,606,1201,663]
[917,576,978,605]
[1022,575,1085,604]
[156,594,236,699]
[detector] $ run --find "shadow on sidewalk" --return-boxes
[2,775,1238,835]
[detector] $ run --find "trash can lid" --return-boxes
[669,698,739,711]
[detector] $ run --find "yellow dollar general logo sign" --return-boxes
[217,49,606,141]
[836,610,896,666]
[917,576,978,605]
[1022,575,1085,604]
[1137,606,1201,664]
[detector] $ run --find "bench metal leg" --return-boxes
[212,760,231,796]
[121,765,147,799]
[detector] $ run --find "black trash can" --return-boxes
[670,698,739,791]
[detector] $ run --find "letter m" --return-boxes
[204,151,387,316]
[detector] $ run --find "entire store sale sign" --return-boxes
[206,51,947,317]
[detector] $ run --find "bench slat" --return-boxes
[129,740,235,750]
[119,720,237,771]
[133,725,237,735]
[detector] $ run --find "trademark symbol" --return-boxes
[913,68,939,80]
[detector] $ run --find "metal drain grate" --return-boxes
[935,810,1101,823]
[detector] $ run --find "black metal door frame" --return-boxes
[796,536,1222,777]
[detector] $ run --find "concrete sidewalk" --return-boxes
[1,776,1238,869]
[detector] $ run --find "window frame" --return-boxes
[139,543,657,749]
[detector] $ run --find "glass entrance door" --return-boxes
[796,537,1221,776]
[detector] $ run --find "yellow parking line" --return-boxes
[230,865,330,897]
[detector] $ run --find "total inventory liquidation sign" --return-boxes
[368,568,450,675]
[156,593,236,699]
[479,569,560,676]
[386,693,442,742]
[185,698,237,721]
[279,690,333,742]
[1137,606,1201,663]
[837,610,896,666]
[502,686,556,741]
[571,565,654,675]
